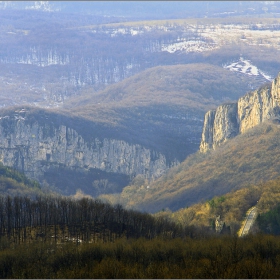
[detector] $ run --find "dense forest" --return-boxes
[0,195,280,278]
[0,154,280,278]
[257,205,280,235]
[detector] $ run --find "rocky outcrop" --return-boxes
[0,110,178,194]
[200,104,238,152]
[200,72,280,152]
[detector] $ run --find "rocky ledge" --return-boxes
[200,72,280,152]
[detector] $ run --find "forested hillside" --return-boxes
[1,193,280,278]
[155,177,280,234]
[0,163,42,197]
[0,195,184,245]
[1,12,280,108]
[103,121,280,212]
[0,194,280,278]
[0,63,257,198]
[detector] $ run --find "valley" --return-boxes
[0,63,257,196]
[1,5,280,209]
[2,2,280,278]
[95,68,280,214]
[1,14,280,108]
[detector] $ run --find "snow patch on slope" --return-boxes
[110,27,144,37]
[161,40,218,53]
[223,57,273,81]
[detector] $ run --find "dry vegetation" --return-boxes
[102,121,280,213]
[4,233,280,278]
[2,191,280,278]
[64,63,255,113]
[0,163,42,197]
[152,176,280,236]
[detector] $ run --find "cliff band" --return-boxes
[0,110,178,194]
[200,72,280,152]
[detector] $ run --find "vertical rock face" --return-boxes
[199,110,215,152]
[0,112,178,194]
[212,103,238,150]
[200,72,280,152]
[200,103,238,152]
[237,86,272,133]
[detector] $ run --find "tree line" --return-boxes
[0,195,197,244]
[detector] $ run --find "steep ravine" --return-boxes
[200,72,280,152]
[0,108,178,196]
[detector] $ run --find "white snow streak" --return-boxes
[224,57,273,81]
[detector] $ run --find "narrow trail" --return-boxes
[238,206,258,237]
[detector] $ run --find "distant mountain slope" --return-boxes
[105,121,280,213]
[64,63,257,161]
[2,11,280,108]
[0,63,257,198]
[66,63,253,109]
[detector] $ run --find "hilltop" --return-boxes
[0,62,276,200]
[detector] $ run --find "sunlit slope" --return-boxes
[113,121,280,213]
[154,176,280,235]
[0,163,42,197]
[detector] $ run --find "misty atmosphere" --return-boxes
[1,1,280,278]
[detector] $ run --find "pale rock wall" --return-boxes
[200,72,280,152]
[199,110,215,152]
[0,116,176,183]
[212,103,238,150]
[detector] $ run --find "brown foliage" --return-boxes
[2,234,280,278]
[113,122,280,214]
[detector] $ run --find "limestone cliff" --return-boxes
[200,72,280,152]
[0,109,178,195]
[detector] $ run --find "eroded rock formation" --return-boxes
[200,72,280,152]
[0,110,178,195]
